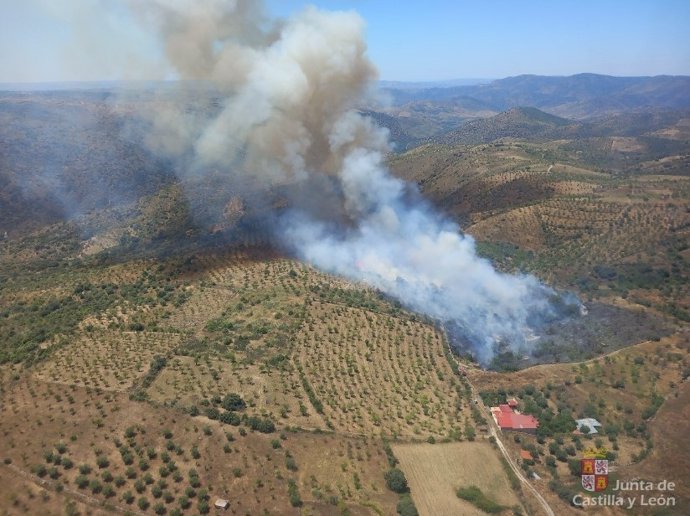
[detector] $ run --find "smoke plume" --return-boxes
[57,0,578,364]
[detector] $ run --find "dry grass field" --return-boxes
[631,377,690,513]
[392,442,522,516]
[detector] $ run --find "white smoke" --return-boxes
[39,0,577,364]
[280,147,560,365]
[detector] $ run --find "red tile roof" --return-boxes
[520,450,533,460]
[498,404,512,413]
[496,412,539,430]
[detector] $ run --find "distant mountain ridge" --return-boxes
[429,106,690,146]
[384,73,690,119]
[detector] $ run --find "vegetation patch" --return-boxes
[456,485,506,514]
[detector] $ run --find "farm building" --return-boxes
[574,418,602,434]
[507,398,518,408]
[491,404,539,434]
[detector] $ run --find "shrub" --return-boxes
[456,485,505,513]
[246,416,275,433]
[384,468,408,493]
[397,494,419,516]
[138,497,150,510]
[285,454,298,472]
[287,479,302,507]
[89,480,102,494]
[222,393,246,411]
[220,411,241,425]
[121,451,134,465]
[383,441,398,467]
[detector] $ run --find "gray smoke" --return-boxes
[39,0,578,364]
[280,150,562,365]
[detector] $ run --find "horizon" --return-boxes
[2,71,689,92]
[1,1,689,83]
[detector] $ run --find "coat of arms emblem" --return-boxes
[581,458,609,492]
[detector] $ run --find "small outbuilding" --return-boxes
[575,418,602,434]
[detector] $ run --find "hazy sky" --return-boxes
[1,0,689,83]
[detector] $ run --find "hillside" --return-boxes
[431,107,690,147]
[432,107,572,145]
[0,91,176,236]
[390,138,690,318]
